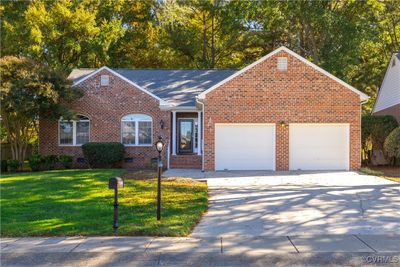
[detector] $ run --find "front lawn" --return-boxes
[0,169,208,237]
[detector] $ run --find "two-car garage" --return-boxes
[215,123,350,171]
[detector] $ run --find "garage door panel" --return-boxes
[290,124,349,170]
[215,124,275,171]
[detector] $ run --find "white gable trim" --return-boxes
[72,66,170,106]
[198,46,369,101]
[373,53,399,113]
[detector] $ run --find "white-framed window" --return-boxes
[59,115,90,146]
[121,114,152,146]
[277,57,288,71]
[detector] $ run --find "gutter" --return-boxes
[195,96,205,172]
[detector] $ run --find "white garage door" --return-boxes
[215,124,275,170]
[289,124,349,170]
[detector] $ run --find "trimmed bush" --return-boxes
[28,154,43,171]
[82,142,125,168]
[7,160,20,172]
[1,160,8,172]
[42,155,58,170]
[384,127,400,166]
[59,155,73,169]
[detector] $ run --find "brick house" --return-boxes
[39,46,369,171]
[372,52,400,123]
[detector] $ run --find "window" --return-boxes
[121,114,152,146]
[101,75,109,86]
[277,57,288,71]
[59,115,90,146]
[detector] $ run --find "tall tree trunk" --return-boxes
[202,12,207,67]
[211,11,215,68]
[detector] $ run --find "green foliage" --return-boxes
[361,115,398,164]
[384,127,400,165]
[42,155,58,170]
[1,160,8,172]
[28,154,43,171]
[7,160,20,172]
[82,142,125,168]
[0,56,79,162]
[59,155,73,169]
[1,0,400,113]
[362,115,398,146]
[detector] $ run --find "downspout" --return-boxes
[196,97,205,172]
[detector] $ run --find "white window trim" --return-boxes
[121,115,153,147]
[58,117,90,146]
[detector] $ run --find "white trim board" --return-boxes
[72,66,170,106]
[373,53,400,113]
[198,46,369,102]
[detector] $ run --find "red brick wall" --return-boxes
[39,69,171,168]
[203,50,362,171]
[170,155,202,169]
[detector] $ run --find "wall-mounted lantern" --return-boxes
[160,119,164,129]
[279,121,288,128]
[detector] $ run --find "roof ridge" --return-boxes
[73,68,237,71]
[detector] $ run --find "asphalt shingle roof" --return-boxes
[69,69,237,106]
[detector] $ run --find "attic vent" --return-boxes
[100,75,109,86]
[277,57,288,71]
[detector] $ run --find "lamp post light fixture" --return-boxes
[155,136,164,220]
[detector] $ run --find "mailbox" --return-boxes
[108,177,124,189]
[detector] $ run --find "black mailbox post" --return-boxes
[108,177,124,231]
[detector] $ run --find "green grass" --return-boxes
[0,169,208,237]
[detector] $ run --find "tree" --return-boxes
[0,56,80,165]
[384,127,400,166]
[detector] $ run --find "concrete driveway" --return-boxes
[164,170,400,237]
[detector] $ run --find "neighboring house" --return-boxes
[39,46,369,171]
[372,52,400,123]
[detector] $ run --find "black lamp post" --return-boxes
[155,136,164,221]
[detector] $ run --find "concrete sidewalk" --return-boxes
[2,235,399,266]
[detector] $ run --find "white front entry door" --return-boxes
[289,124,350,170]
[215,124,275,171]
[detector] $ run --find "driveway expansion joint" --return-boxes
[286,236,300,253]
[353,235,378,253]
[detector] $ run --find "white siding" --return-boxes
[373,54,400,113]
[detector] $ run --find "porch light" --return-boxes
[155,136,164,221]
[280,121,287,127]
[156,136,164,153]
[160,119,164,129]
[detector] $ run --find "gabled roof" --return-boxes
[70,67,236,107]
[373,53,400,113]
[198,46,369,101]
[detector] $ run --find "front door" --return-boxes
[178,119,193,153]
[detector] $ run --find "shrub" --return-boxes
[1,160,8,172]
[362,115,398,163]
[59,155,73,169]
[384,127,400,166]
[7,160,20,172]
[42,155,58,170]
[28,154,43,171]
[82,142,125,168]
